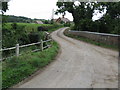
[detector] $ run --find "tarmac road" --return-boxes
[18,27,118,88]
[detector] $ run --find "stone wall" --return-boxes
[65,30,120,47]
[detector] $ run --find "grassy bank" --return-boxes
[3,23,63,57]
[2,41,59,89]
[64,32,118,51]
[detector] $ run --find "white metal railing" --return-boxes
[0,39,52,61]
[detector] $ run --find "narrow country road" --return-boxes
[17,27,118,88]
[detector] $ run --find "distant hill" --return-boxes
[2,15,33,23]
[2,15,50,24]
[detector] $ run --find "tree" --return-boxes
[56,2,98,30]
[0,2,9,14]
[97,2,120,34]
[1,1,10,23]
[56,1,120,34]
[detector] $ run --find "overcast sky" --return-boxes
[5,0,104,21]
[5,0,73,21]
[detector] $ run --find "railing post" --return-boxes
[41,40,43,51]
[16,44,19,57]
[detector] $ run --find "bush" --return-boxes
[64,22,71,27]
[37,26,48,31]
[28,32,41,43]
[44,20,49,24]
[11,23,17,29]
[2,23,30,48]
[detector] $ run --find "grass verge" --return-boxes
[2,41,59,89]
[64,32,118,51]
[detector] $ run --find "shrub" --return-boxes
[28,32,41,43]
[37,26,48,31]
[64,22,71,27]
[11,23,17,29]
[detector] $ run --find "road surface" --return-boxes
[17,27,118,88]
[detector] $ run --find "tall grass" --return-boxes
[2,41,59,89]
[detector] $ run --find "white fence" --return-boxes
[0,39,52,61]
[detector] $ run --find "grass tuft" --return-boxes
[2,41,59,89]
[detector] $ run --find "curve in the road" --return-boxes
[17,27,118,88]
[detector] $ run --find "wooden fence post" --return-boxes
[41,40,43,51]
[16,44,19,57]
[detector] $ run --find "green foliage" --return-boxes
[56,2,96,30]
[44,20,49,24]
[5,15,33,23]
[1,2,8,13]
[3,15,52,24]
[28,32,41,43]
[2,41,59,89]
[56,2,120,34]
[2,23,63,58]
[11,23,17,29]
[3,23,63,48]
[64,22,71,27]
[37,26,48,31]
[2,23,30,48]
[2,15,8,23]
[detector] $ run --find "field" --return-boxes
[2,23,63,89]
[4,23,63,33]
